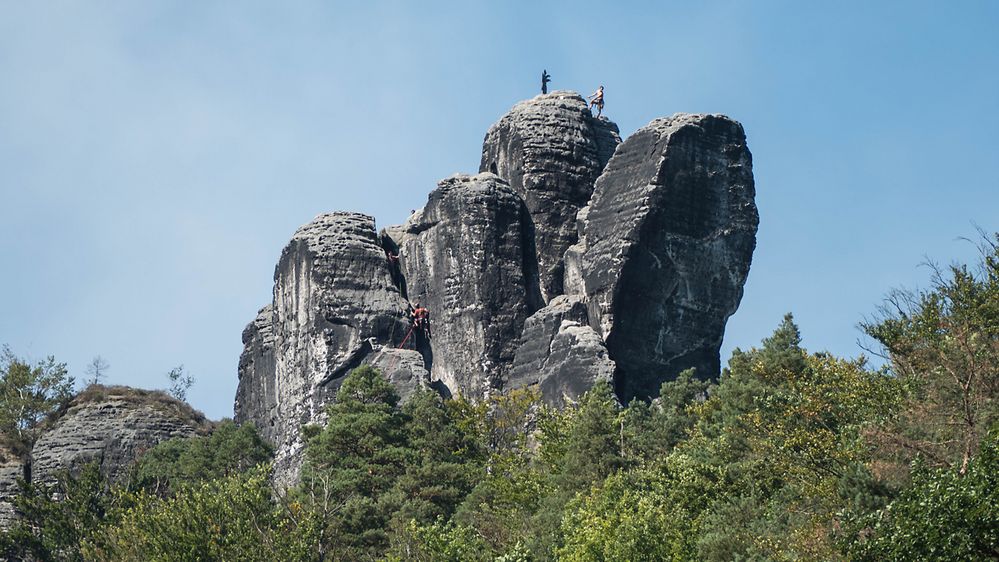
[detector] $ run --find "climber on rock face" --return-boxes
[588,85,605,117]
[410,303,432,339]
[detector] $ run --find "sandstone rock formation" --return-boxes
[235,94,758,482]
[480,91,621,301]
[568,113,758,401]
[507,295,614,407]
[234,212,417,486]
[0,447,23,530]
[384,173,544,398]
[31,386,209,486]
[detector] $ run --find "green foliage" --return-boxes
[298,366,484,560]
[389,388,485,527]
[298,365,411,559]
[0,462,116,562]
[387,519,493,562]
[86,464,313,562]
[166,364,195,402]
[0,345,74,453]
[131,419,273,497]
[863,234,999,475]
[849,427,999,561]
[557,455,719,562]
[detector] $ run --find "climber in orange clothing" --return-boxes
[410,303,432,339]
[588,85,605,117]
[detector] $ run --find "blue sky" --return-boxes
[1,1,997,420]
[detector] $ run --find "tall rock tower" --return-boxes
[235,93,758,484]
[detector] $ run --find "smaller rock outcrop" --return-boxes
[385,173,544,399]
[508,295,615,406]
[30,386,210,486]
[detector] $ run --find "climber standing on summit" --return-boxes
[588,85,605,117]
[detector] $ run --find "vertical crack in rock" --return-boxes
[480,91,621,302]
[384,173,543,400]
[577,113,759,402]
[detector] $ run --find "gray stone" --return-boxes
[364,348,430,402]
[384,173,544,399]
[575,113,758,401]
[31,386,209,487]
[0,448,24,530]
[508,295,615,406]
[234,212,411,487]
[480,91,621,301]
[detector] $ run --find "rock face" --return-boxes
[570,114,758,401]
[480,91,621,301]
[385,173,544,399]
[0,448,23,530]
[507,295,615,406]
[30,386,209,486]
[234,212,415,486]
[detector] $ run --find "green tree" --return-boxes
[165,365,194,402]
[0,346,74,454]
[298,365,412,560]
[388,388,484,528]
[863,233,999,475]
[849,427,999,561]
[86,464,312,562]
[618,369,711,463]
[131,419,273,497]
[0,463,116,562]
[557,455,719,562]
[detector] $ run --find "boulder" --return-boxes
[508,295,615,406]
[363,348,430,401]
[480,91,621,301]
[384,173,544,399]
[573,113,758,401]
[234,212,410,487]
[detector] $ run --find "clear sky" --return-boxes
[2,1,997,420]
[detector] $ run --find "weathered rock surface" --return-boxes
[234,212,411,486]
[573,113,759,401]
[364,348,430,401]
[31,386,209,486]
[385,173,544,399]
[508,295,615,406]
[480,91,621,301]
[0,448,23,530]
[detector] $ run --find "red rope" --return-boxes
[398,323,417,350]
